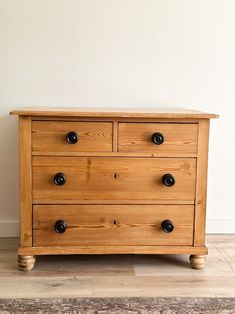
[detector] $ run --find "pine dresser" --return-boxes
[10,107,218,271]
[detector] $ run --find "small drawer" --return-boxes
[118,123,198,154]
[33,204,194,247]
[32,156,196,202]
[32,121,113,153]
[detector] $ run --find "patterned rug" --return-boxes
[0,297,234,314]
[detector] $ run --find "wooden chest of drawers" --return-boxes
[10,107,218,271]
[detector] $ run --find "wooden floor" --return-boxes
[0,235,234,298]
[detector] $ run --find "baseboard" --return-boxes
[0,219,234,237]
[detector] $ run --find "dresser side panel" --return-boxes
[194,119,210,246]
[19,116,33,247]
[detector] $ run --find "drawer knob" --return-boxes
[162,174,175,187]
[66,131,78,144]
[152,132,164,145]
[54,173,67,186]
[55,220,67,233]
[161,220,174,233]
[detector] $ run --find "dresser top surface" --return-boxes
[10,107,218,119]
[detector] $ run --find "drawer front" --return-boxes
[32,121,113,152]
[33,205,194,246]
[118,123,198,154]
[33,157,196,202]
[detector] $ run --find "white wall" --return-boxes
[0,0,235,236]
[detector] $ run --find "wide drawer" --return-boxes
[118,123,198,154]
[33,205,194,246]
[32,121,113,152]
[33,157,196,202]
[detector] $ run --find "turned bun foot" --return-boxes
[189,255,206,270]
[18,255,36,271]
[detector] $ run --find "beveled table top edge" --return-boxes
[10,107,219,119]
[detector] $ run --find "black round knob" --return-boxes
[66,131,78,144]
[55,220,67,233]
[161,220,174,233]
[53,173,67,186]
[152,132,164,145]
[162,174,175,187]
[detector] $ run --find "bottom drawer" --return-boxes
[33,205,194,247]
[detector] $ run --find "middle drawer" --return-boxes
[33,157,196,202]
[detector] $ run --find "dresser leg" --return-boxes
[18,255,36,271]
[189,255,206,270]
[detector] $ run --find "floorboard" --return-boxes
[0,235,234,298]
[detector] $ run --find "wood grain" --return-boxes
[18,255,36,271]
[33,204,194,247]
[10,107,219,119]
[194,119,210,246]
[32,199,195,205]
[112,121,118,152]
[32,151,198,158]
[31,116,202,123]
[189,255,206,270]
[19,116,32,247]
[32,156,196,202]
[18,245,207,256]
[32,121,113,152]
[119,123,198,154]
